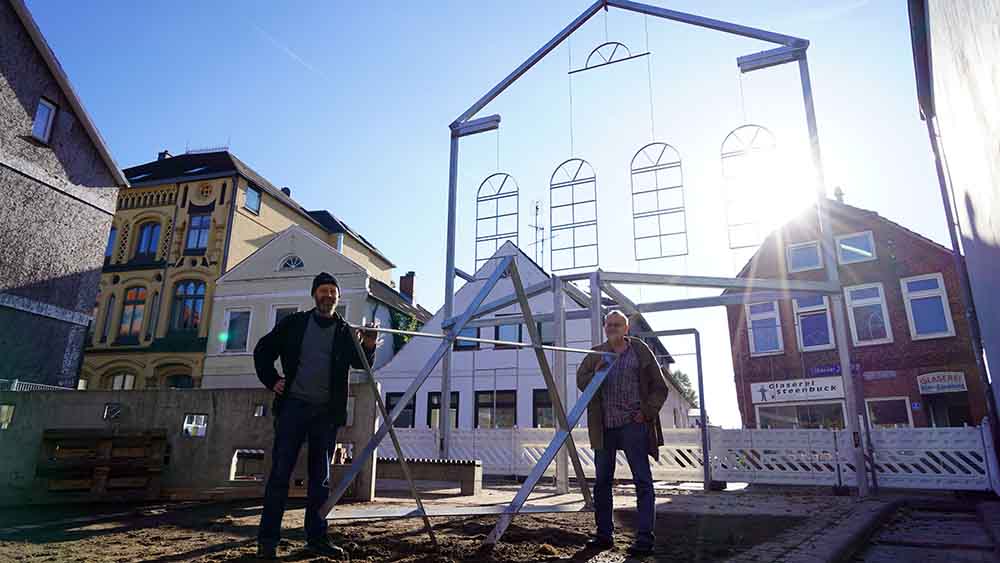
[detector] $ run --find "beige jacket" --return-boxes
[576,336,669,460]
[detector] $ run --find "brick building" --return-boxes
[726,200,987,429]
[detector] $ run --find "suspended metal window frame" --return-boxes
[549,158,599,272]
[630,142,688,261]
[570,41,650,75]
[474,172,519,272]
[720,124,778,250]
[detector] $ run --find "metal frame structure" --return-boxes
[550,158,599,272]
[442,0,868,502]
[475,173,519,271]
[631,142,688,260]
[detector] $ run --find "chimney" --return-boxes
[281,187,291,197]
[399,271,415,303]
[157,150,172,161]
[834,186,845,203]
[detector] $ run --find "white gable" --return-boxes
[218,225,366,285]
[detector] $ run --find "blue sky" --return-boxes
[28,0,943,427]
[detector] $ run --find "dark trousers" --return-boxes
[258,397,339,547]
[593,421,655,543]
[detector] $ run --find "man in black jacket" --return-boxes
[253,272,380,559]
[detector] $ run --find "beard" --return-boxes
[317,298,337,316]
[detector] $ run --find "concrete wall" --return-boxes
[926,0,1000,413]
[0,386,377,505]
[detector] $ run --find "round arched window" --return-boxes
[280,255,304,271]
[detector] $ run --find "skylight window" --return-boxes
[184,166,209,174]
[128,172,152,181]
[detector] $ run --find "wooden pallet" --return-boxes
[35,429,167,502]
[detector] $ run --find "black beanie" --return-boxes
[311,272,339,295]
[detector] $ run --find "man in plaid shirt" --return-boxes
[577,310,670,556]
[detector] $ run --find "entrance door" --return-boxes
[927,392,972,427]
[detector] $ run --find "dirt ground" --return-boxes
[0,498,803,562]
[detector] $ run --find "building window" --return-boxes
[117,287,147,342]
[145,292,160,340]
[223,309,252,352]
[901,273,955,340]
[866,397,913,429]
[182,413,208,437]
[171,280,206,332]
[104,227,117,264]
[793,295,834,351]
[786,241,822,273]
[134,222,161,261]
[494,322,521,349]
[166,374,193,389]
[532,389,554,428]
[673,408,679,428]
[185,214,211,251]
[31,97,56,143]
[0,405,14,430]
[245,186,262,214]
[279,255,304,271]
[836,231,876,264]
[757,401,845,429]
[253,404,266,417]
[385,392,415,428]
[454,326,479,350]
[273,306,298,328]
[111,373,135,390]
[475,390,516,428]
[77,379,88,390]
[844,283,893,346]
[100,294,115,343]
[230,449,266,481]
[746,302,783,356]
[427,391,459,429]
[537,320,557,345]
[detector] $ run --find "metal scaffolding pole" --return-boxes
[798,54,868,496]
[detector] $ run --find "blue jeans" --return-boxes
[258,397,340,548]
[593,422,655,543]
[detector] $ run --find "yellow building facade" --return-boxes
[82,151,395,390]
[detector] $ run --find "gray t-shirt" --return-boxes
[289,314,336,405]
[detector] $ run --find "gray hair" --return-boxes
[604,309,630,324]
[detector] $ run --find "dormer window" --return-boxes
[279,255,304,271]
[32,98,57,143]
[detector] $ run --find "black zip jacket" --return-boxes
[253,309,375,426]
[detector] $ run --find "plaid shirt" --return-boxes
[601,343,642,429]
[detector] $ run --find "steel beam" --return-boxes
[484,354,616,547]
[607,0,807,47]
[452,0,604,126]
[323,256,513,517]
[347,335,438,548]
[508,260,592,505]
[637,290,835,313]
[441,279,552,329]
[597,271,840,293]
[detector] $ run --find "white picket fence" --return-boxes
[379,423,1000,493]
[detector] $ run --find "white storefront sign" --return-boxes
[751,376,845,404]
[917,372,967,395]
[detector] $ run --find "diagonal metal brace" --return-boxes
[483,355,616,546]
[321,255,514,518]
[507,260,593,506]
[348,334,439,549]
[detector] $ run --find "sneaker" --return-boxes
[586,535,614,550]
[305,536,347,559]
[256,543,277,560]
[626,540,654,555]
